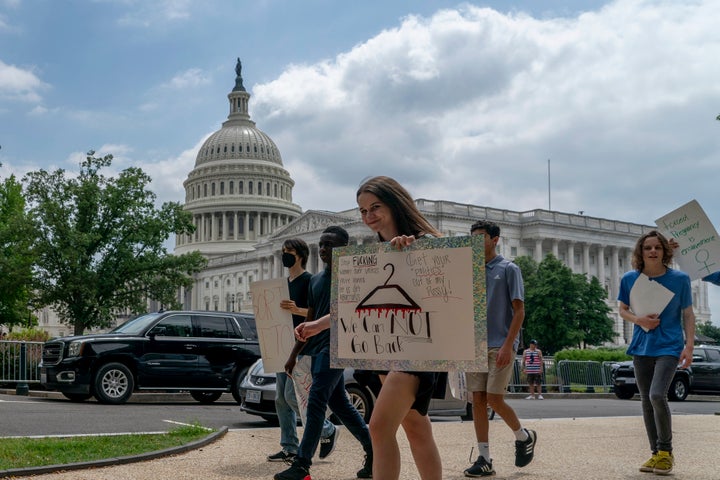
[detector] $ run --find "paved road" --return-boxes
[2,391,718,437]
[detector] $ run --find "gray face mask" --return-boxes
[282,252,297,268]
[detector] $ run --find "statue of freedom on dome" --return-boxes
[233,58,245,91]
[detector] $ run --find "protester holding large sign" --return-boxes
[354,176,445,480]
[618,230,696,475]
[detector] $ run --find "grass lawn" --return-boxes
[0,423,214,470]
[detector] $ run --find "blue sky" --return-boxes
[2,0,720,323]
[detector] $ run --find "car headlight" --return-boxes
[67,341,84,357]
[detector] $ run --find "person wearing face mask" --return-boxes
[267,238,339,464]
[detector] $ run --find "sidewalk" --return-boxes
[9,414,719,480]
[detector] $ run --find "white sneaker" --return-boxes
[525,395,534,400]
[537,395,544,400]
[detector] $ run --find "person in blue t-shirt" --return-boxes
[618,230,696,475]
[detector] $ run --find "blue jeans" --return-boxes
[633,355,677,453]
[275,363,335,454]
[297,349,372,465]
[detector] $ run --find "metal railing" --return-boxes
[0,341,44,389]
[507,357,616,393]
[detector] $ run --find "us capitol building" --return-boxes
[173,59,712,346]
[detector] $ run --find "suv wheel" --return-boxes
[668,376,689,401]
[614,387,636,400]
[346,384,373,423]
[190,391,223,403]
[93,362,134,404]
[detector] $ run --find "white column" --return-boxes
[597,245,606,298]
[610,246,620,300]
[211,213,218,241]
[567,242,575,273]
[534,239,543,262]
[583,243,591,276]
[552,239,559,258]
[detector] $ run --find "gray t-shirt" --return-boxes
[485,254,524,350]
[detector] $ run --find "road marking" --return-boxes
[162,419,214,431]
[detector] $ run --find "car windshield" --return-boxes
[110,313,164,335]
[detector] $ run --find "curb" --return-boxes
[0,426,228,479]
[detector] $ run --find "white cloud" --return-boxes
[249,0,720,226]
[0,60,47,102]
[113,0,193,27]
[161,68,211,90]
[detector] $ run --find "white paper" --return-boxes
[629,274,675,332]
[250,278,294,373]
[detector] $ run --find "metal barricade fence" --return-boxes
[507,356,615,393]
[0,340,44,384]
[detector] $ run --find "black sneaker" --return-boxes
[274,458,310,480]
[357,452,373,478]
[464,456,495,477]
[515,429,537,467]
[319,426,340,459]
[267,450,296,463]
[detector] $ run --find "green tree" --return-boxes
[516,254,615,354]
[574,274,616,347]
[0,170,35,327]
[23,152,207,335]
[696,321,720,344]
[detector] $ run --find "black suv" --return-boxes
[40,311,260,405]
[611,345,720,401]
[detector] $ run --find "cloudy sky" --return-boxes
[2,0,720,322]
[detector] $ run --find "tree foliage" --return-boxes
[515,254,615,355]
[0,171,36,327]
[23,152,207,335]
[696,321,720,344]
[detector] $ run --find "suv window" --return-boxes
[196,315,238,339]
[704,348,720,362]
[150,314,193,337]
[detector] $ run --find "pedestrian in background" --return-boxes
[522,340,544,400]
[618,230,695,476]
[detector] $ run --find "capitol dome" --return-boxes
[175,59,302,257]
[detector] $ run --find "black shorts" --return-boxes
[526,373,542,385]
[386,371,445,416]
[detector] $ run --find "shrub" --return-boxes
[554,347,630,362]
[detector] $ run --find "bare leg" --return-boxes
[402,409,442,480]
[487,392,521,432]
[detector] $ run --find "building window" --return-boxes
[249,216,254,231]
[258,182,262,195]
[231,144,235,152]
[220,182,225,195]
[205,281,210,288]
[239,181,243,194]
[211,183,216,196]
[214,280,219,288]
[254,145,258,153]
[249,182,253,194]
[229,181,234,194]
[274,184,278,197]
[223,145,227,153]
[204,184,208,197]
[266,183,270,195]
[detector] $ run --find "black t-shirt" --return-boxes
[302,267,332,356]
[288,271,312,328]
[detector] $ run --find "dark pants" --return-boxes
[633,355,677,453]
[297,349,372,465]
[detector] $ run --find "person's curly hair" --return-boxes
[632,230,673,271]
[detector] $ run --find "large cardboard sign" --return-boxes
[250,278,294,373]
[655,200,720,281]
[330,235,487,372]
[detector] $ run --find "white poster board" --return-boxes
[250,278,295,373]
[655,200,720,280]
[330,235,487,372]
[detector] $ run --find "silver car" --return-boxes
[239,359,473,424]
